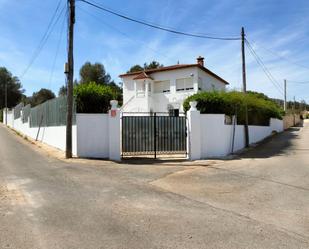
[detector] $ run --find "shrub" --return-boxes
[183,91,284,126]
[74,82,115,113]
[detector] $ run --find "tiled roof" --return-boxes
[132,71,153,80]
[119,64,229,85]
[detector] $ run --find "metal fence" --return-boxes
[14,103,24,119]
[122,113,187,158]
[22,104,31,123]
[29,96,76,128]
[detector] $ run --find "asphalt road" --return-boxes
[0,122,309,249]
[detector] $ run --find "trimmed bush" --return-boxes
[183,91,284,126]
[0,109,3,123]
[74,82,115,113]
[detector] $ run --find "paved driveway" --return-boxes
[0,122,309,248]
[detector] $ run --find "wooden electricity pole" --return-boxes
[66,0,75,158]
[241,27,249,148]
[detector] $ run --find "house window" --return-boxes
[176,78,194,91]
[154,80,170,93]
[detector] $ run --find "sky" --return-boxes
[0,0,308,102]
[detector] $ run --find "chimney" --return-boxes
[197,56,204,67]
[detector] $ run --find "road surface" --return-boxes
[0,122,309,249]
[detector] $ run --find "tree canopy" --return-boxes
[58,80,79,97]
[74,82,116,113]
[58,85,67,97]
[59,62,122,103]
[127,65,144,73]
[26,88,56,107]
[79,62,111,85]
[144,61,164,70]
[127,61,164,73]
[0,67,24,109]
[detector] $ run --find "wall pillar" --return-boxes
[187,101,201,160]
[108,100,121,161]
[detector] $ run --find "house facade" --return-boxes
[119,57,229,113]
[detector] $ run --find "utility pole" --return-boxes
[241,27,249,148]
[5,81,7,125]
[66,0,75,158]
[284,79,287,112]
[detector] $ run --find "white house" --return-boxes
[119,56,229,114]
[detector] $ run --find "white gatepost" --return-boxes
[187,101,202,160]
[108,100,121,161]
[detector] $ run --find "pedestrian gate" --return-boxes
[121,114,187,158]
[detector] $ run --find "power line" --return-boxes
[247,40,282,93]
[48,8,67,89]
[249,38,309,71]
[245,39,284,96]
[84,0,239,37]
[77,6,177,62]
[79,0,241,41]
[20,0,65,79]
[245,39,284,93]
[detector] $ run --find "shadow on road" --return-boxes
[236,125,303,159]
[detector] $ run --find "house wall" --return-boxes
[122,75,136,107]
[198,70,226,91]
[121,67,227,113]
[188,111,284,159]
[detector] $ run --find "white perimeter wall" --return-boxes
[76,114,109,158]
[3,110,77,155]
[76,112,120,160]
[5,110,14,127]
[190,112,283,159]
[3,109,121,161]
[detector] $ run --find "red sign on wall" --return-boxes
[111,110,116,117]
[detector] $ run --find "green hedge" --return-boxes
[183,91,284,126]
[74,82,115,113]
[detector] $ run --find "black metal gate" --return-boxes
[121,114,187,158]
